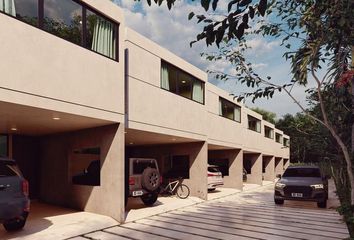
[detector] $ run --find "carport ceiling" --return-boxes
[208,144,237,150]
[125,129,201,146]
[0,101,114,135]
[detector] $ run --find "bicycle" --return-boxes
[159,177,190,199]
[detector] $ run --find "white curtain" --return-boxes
[0,0,16,16]
[92,17,116,59]
[234,107,241,122]
[256,121,261,132]
[192,80,203,103]
[219,99,223,115]
[161,64,170,90]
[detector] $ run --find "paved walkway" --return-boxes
[70,183,350,240]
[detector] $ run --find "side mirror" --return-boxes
[276,174,281,178]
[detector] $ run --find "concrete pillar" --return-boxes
[263,155,275,181]
[40,124,125,223]
[208,149,243,190]
[283,158,290,169]
[275,157,283,176]
[186,141,208,200]
[245,153,262,185]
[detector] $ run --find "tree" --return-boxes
[251,107,277,124]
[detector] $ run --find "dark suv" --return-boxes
[0,158,30,231]
[274,166,328,208]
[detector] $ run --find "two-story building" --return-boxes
[0,0,289,223]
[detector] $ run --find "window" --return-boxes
[275,133,282,143]
[0,135,8,157]
[219,97,241,122]
[43,0,82,45]
[248,115,261,133]
[71,147,101,186]
[14,0,38,26]
[164,155,190,179]
[161,61,204,104]
[0,0,119,61]
[264,126,274,139]
[283,138,290,147]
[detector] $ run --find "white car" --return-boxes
[207,165,224,191]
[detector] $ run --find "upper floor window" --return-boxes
[219,97,241,122]
[0,135,8,157]
[283,138,290,147]
[161,61,204,104]
[248,115,261,133]
[275,133,282,143]
[264,126,274,139]
[0,0,118,61]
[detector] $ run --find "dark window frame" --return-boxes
[219,97,241,123]
[264,126,274,139]
[248,115,261,133]
[275,133,282,143]
[161,61,205,105]
[0,0,119,62]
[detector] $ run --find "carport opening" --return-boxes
[208,158,229,177]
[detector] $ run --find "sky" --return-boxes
[112,0,309,119]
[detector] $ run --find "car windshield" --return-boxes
[0,163,19,177]
[283,168,321,178]
[133,161,156,174]
[208,167,220,173]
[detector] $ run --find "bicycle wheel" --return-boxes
[176,184,190,199]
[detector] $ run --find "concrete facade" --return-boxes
[0,0,289,223]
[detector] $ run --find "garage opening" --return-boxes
[275,157,283,176]
[243,153,262,185]
[262,156,275,182]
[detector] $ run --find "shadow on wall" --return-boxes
[39,124,119,212]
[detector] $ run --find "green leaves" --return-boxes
[188,12,195,20]
[201,0,211,11]
[258,0,267,16]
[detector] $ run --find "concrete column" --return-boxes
[263,156,275,181]
[186,141,208,200]
[208,149,243,190]
[245,153,262,185]
[275,157,283,176]
[283,158,290,169]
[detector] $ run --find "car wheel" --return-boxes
[141,192,158,206]
[141,167,160,192]
[274,199,284,205]
[317,200,327,208]
[3,212,28,231]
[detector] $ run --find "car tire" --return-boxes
[274,199,284,205]
[141,167,160,192]
[141,192,158,206]
[317,200,327,208]
[3,212,28,231]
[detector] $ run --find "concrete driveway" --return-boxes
[71,181,350,240]
[0,202,117,240]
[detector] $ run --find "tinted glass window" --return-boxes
[248,115,261,132]
[161,61,204,104]
[14,0,38,26]
[283,168,321,178]
[0,164,18,177]
[43,0,82,45]
[86,9,117,59]
[0,135,7,157]
[133,161,156,175]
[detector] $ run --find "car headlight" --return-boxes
[275,182,286,188]
[311,184,324,189]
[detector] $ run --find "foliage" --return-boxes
[251,107,276,124]
[136,0,269,47]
